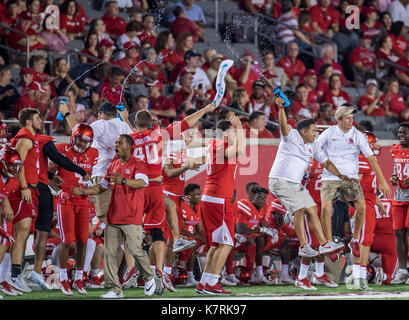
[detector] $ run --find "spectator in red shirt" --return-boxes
[139,47,168,84]
[98,66,125,106]
[12,81,47,118]
[20,67,35,96]
[396,46,409,89]
[170,6,205,42]
[314,43,347,85]
[276,41,306,87]
[310,0,340,37]
[379,77,409,121]
[146,80,176,126]
[317,63,333,97]
[2,0,20,29]
[138,13,157,47]
[60,0,85,40]
[8,11,46,53]
[243,111,274,138]
[316,102,336,125]
[102,0,127,41]
[292,83,319,120]
[322,73,350,110]
[173,68,197,111]
[375,34,400,77]
[349,35,376,81]
[303,69,319,103]
[80,31,99,64]
[239,0,274,14]
[230,53,259,97]
[358,78,385,116]
[154,31,183,74]
[99,38,116,63]
[390,21,409,57]
[116,41,141,72]
[27,0,43,33]
[360,6,383,39]
[175,31,194,60]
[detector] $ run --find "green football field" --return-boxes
[4,283,409,300]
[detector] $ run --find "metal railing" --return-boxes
[3,119,54,135]
[375,58,409,83]
[0,23,30,67]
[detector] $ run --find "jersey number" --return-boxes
[396,163,409,181]
[134,143,159,164]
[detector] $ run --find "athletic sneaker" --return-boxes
[249,272,271,285]
[154,270,164,295]
[73,280,87,295]
[312,274,338,288]
[162,271,177,292]
[100,290,124,299]
[144,277,156,296]
[28,271,52,290]
[220,276,237,287]
[173,238,197,253]
[391,270,408,284]
[6,274,32,293]
[319,241,345,255]
[121,268,138,289]
[86,276,104,289]
[60,280,73,296]
[360,278,372,291]
[203,283,232,295]
[195,282,205,294]
[298,243,319,257]
[295,277,317,290]
[348,240,361,258]
[279,275,295,285]
[225,274,240,285]
[0,281,18,296]
[186,276,198,287]
[375,267,384,286]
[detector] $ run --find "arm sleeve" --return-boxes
[43,141,87,177]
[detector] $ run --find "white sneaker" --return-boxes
[256,273,271,285]
[154,270,164,295]
[100,290,124,299]
[375,267,384,286]
[298,243,319,258]
[319,241,345,255]
[225,274,240,285]
[220,276,237,287]
[6,274,32,293]
[360,278,372,291]
[295,277,317,290]
[28,271,52,290]
[391,270,408,284]
[144,277,156,296]
[312,274,338,288]
[279,275,295,285]
[248,272,260,284]
[173,238,196,253]
[186,277,198,287]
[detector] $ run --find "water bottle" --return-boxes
[56,96,68,121]
[117,103,125,121]
[273,88,291,108]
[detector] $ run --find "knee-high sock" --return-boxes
[83,239,96,273]
[246,244,257,274]
[0,252,11,282]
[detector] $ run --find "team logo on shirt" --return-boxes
[349,138,354,144]
[125,169,130,174]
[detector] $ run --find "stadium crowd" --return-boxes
[0,0,407,298]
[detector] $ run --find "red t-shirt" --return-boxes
[310,5,340,32]
[380,93,405,116]
[203,139,237,201]
[358,154,377,205]
[103,156,147,225]
[360,22,382,38]
[138,30,156,47]
[81,48,99,63]
[11,128,40,185]
[162,149,186,196]
[321,89,350,110]
[242,122,274,139]
[358,94,385,116]
[159,49,182,66]
[375,198,394,234]
[130,120,189,179]
[98,79,123,106]
[314,59,346,84]
[149,95,176,126]
[230,67,259,96]
[60,14,84,34]
[349,47,376,68]
[375,48,399,64]
[169,17,199,42]
[54,143,98,205]
[7,25,43,52]
[102,14,126,37]
[396,56,409,77]
[234,198,266,237]
[276,57,306,81]
[116,57,141,71]
[317,79,329,93]
[13,95,45,119]
[390,33,409,57]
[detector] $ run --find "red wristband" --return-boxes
[21,185,28,190]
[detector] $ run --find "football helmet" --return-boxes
[233,265,250,284]
[364,131,380,155]
[172,266,188,286]
[71,124,94,153]
[0,146,22,178]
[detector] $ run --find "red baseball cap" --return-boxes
[28,81,45,93]
[179,67,195,79]
[123,40,140,50]
[362,6,377,15]
[20,67,35,76]
[100,38,115,49]
[145,80,163,91]
[303,69,317,78]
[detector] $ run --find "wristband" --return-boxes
[121,178,126,185]
[63,112,71,119]
[21,185,28,191]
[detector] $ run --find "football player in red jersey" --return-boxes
[196,115,246,295]
[389,122,409,284]
[49,124,98,296]
[125,103,216,294]
[7,108,42,293]
[0,147,22,297]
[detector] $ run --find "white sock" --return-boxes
[352,264,360,279]
[207,273,219,286]
[83,239,96,273]
[282,264,289,277]
[60,268,68,281]
[256,265,263,277]
[75,269,83,281]
[298,262,310,280]
[200,272,210,285]
[399,268,408,275]
[315,261,325,278]
[187,271,194,279]
[0,252,11,282]
[164,265,172,275]
[360,266,367,279]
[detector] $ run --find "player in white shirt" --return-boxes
[268,98,348,261]
[316,105,392,259]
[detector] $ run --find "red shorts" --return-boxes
[200,194,234,247]
[93,236,104,246]
[178,246,194,262]
[359,202,376,247]
[163,192,183,242]
[391,201,409,230]
[9,188,39,232]
[0,216,13,247]
[56,203,90,245]
[45,238,61,256]
[143,182,166,231]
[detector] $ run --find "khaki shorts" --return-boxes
[92,176,112,219]
[268,178,316,214]
[320,179,364,203]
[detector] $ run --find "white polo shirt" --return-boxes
[269,127,328,183]
[316,125,373,180]
[90,117,133,178]
[388,0,409,27]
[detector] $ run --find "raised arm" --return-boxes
[366,154,392,198]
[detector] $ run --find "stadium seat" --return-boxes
[373,130,397,140]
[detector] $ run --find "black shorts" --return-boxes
[34,182,54,233]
